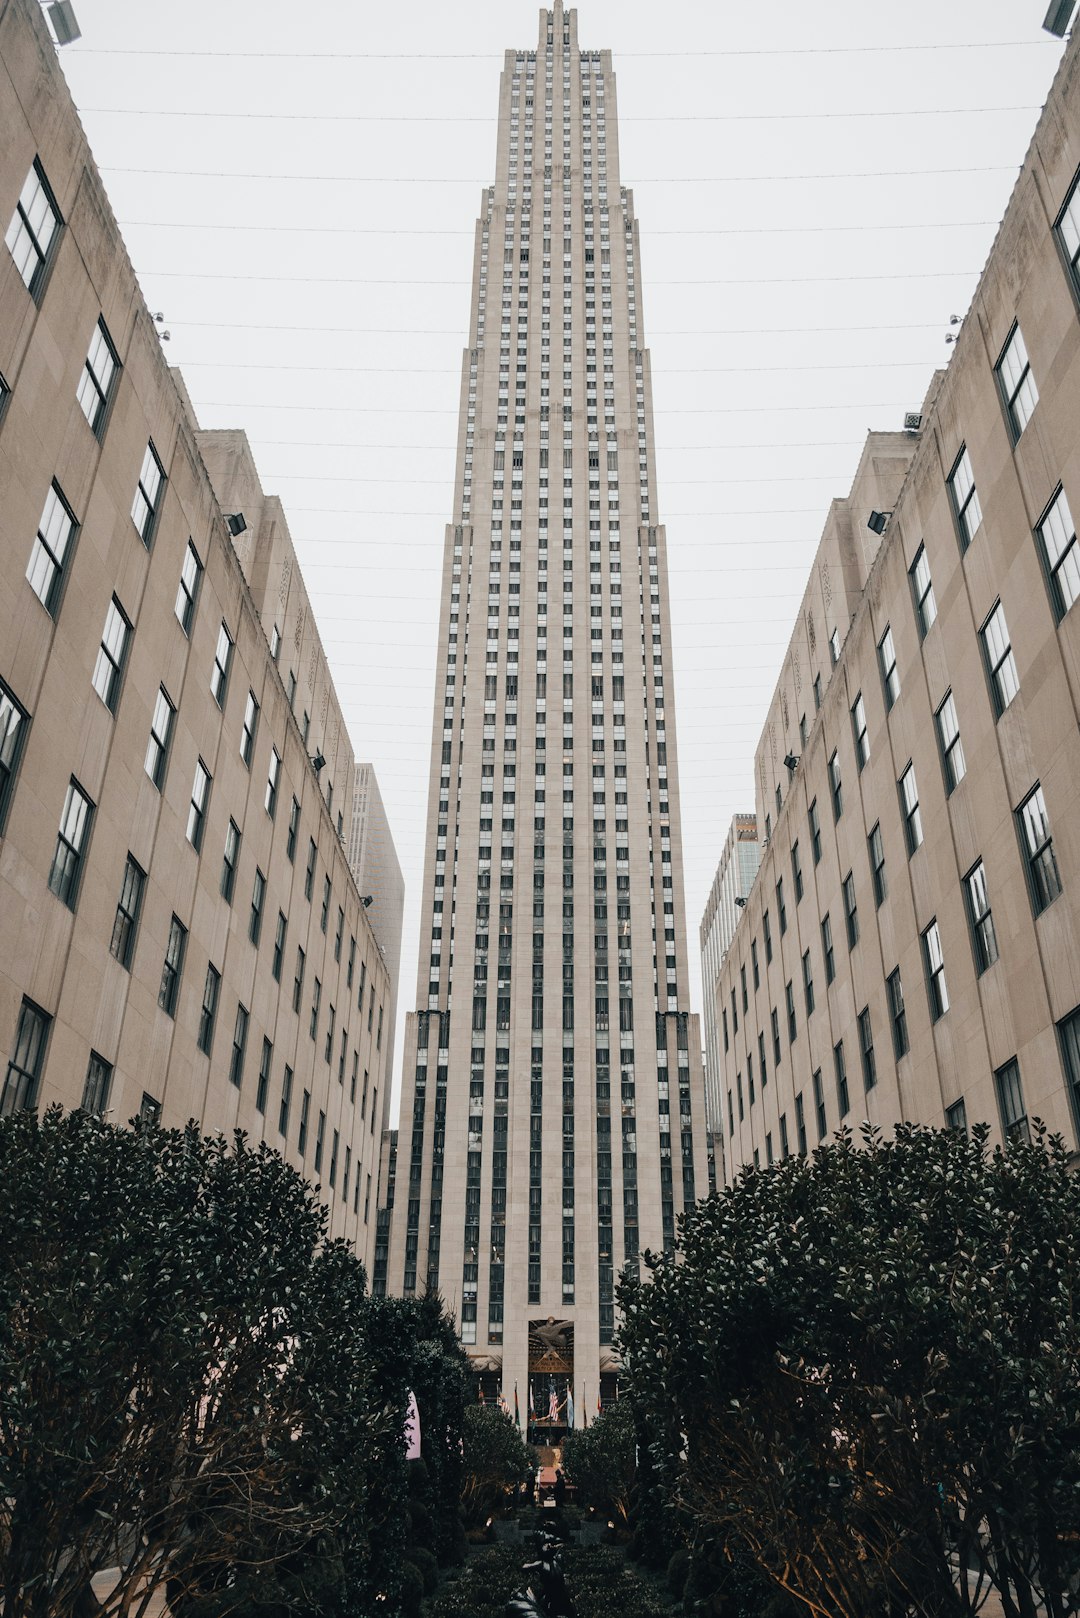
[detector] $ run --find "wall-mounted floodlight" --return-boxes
[734,896,747,909]
[867,511,890,536]
[46,1,81,44]
[310,752,326,774]
[1044,0,1077,37]
[225,513,247,537]
[362,895,374,908]
[783,753,800,771]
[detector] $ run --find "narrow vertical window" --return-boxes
[995,1058,1029,1143]
[878,624,900,710]
[1057,1005,1080,1139]
[0,679,30,833]
[1016,783,1062,915]
[828,750,843,822]
[272,911,287,982]
[175,540,202,635]
[249,867,266,946]
[265,748,281,817]
[909,544,937,637]
[851,692,869,770]
[310,977,322,1041]
[791,841,803,902]
[229,1003,249,1088]
[808,798,821,865]
[92,597,131,713]
[198,964,221,1054]
[946,1098,968,1134]
[964,859,999,973]
[240,690,259,766]
[1,999,51,1115]
[293,946,306,1013]
[321,873,331,933]
[27,482,78,616]
[858,1007,876,1091]
[144,686,175,789]
[948,446,982,550]
[995,323,1038,440]
[279,1065,293,1136]
[131,442,166,545]
[48,779,94,909]
[922,920,949,1021]
[256,1037,272,1115]
[980,601,1019,715]
[833,1041,849,1118]
[77,317,120,436]
[776,876,787,935]
[109,853,145,969]
[821,913,835,984]
[812,1069,826,1140]
[210,622,233,706]
[868,823,887,907]
[785,981,797,1044]
[899,764,923,854]
[935,691,966,793]
[305,838,317,901]
[842,872,859,948]
[220,819,241,902]
[795,1094,807,1155]
[314,1109,326,1173]
[1037,486,1080,621]
[887,967,909,1058]
[159,916,187,1017]
[802,949,814,1015]
[5,159,62,299]
[286,797,300,861]
[1055,168,1080,293]
[187,761,211,851]
[298,1089,310,1154]
[81,1051,112,1118]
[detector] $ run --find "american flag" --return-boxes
[548,1386,558,1423]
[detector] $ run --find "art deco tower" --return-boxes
[382,3,709,1413]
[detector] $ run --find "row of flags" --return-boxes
[483,1380,605,1430]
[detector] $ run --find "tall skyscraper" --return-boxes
[384,3,708,1412]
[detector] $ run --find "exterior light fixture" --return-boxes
[1044,0,1076,36]
[734,896,747,909]
[310,752,326,774]
[867,510,890,535]
[362,894,374,908]
[46,2,81,44]
[784,753,800,771]
[225,512,247,537]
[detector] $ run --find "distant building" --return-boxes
[699,814,760,1141]
[0,0,392,1266]
[712,19,1080,1179]
[347,762,404,1080]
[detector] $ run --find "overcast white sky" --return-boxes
[57,0,1067,1116]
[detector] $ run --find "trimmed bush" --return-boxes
[405,1544,439,1595]
[666,1548,690,1597]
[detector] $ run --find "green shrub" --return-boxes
[427,1546,523,1618]
[666,1548,690,1596]
[399,1558,424,1618]
[404,1544,438,1595]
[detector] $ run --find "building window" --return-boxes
[220,819,241,902]
[921,920,949,1022]
[821,913,835,984]
[279,1065,293,1136]
[139,1093,162,1127]
[314,1109,326,1174]
[131,442,166,546]
[324,1003,336,1064]
[210,622,233,707]
[92,596,131,713]
[298,1089,310,1155]
[48,779,94,910]
[829,627,841,666]
[980,601,1019,716]
[995,323,1038,440]
[791,841,803,902]
[909,543,937,637]
[144,686,174,790]
[858,1007,876,1090]
[785,981,797,1043]
[1056,169,1080,293]
[109,853,145,969]
[1058,1006,1080,1140]
[287,797,300,861]
[771,1007,781,1066]
[321,874,331,934]
[948,446,982,550]
[77,317,120,436]
[187,761,211,851]
[270,622,281,661]
[5,158,62,299]
[935,690,966,793]
[964,859,999,974]
[899,763,923,855]
[841,872,858,948]
[158,915,186,1016]
[808,797,821,865]
[0,679,30,833]
[828,750,843,822]
[878,624,899,710]
[851,692,869,770]
[763,909,772,963]
[272,911,287,982]
[751,939,759,990]
[310,977,322,1041]
[995,1057,1028,1143]
[813,672,822,712]
[240,690,259,766]
[795,1094,807,1155]
[175,540,202,635]
[834,1041,849,1118]
[198,964,221,1054]
[293,947,305,1013]
[27,482,78,616]
[1,999,51,1115]
[1016,783,1062,916]
[776,876,787,936]
[802,949,814,1015]
[1037,486,1080,621]
[81,1051,112,1118]
[305,838,317,901]
[256,1037,272,1115]
[812,1069,826,1139]
[945,1098,968,1134]
[265,749,281,818]
[249,867,266,946]
[868,823,887,907]
[229,1003,249,1088]
[886,967,909,1059]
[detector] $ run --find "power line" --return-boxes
[99,163,1017,184]
[66,40,1060,59]
[135,268,979,286]
[176,357,938,375]
[185,399,932,415]
[80,103,1040,123]
[116,217,998,237]
[144,319,953,337]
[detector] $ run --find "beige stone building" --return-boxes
[0,0,392,1266]
[715,29,1080,1178]
[382,2,709,1415]
[347,761,405,1083]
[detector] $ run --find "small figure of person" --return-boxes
[553,1467,567,1509]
